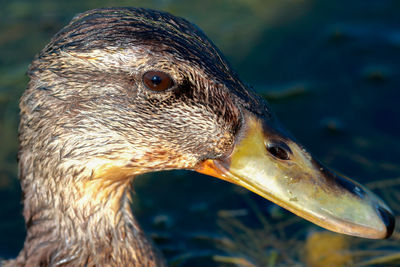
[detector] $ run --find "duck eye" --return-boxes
[142,71,174,92]
[266,142,291,160]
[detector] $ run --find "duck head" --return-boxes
[22,7,393,244]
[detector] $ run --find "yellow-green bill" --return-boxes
[197,114,394,239]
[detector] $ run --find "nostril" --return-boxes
[266,142,291,160]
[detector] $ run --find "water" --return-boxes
[0,0,399,266]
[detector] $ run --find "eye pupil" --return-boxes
[151,75,162,85]
[143,71,174,92]
[266,143,290,160]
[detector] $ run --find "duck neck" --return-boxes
[16,168,165,266]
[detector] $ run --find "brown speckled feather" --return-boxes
[5,7,271,267]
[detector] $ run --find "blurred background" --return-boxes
[0,0,399,266]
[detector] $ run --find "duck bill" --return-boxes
[196,114,394,239]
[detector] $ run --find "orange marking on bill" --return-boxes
[195,159,233,184]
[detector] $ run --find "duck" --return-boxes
[3,7,394,267]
